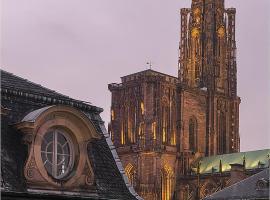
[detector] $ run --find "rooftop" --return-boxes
[204,168,269,200]
[0,70,103,113]
[120,69,178,82]
[196,149,270,174]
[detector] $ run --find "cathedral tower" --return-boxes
[178,0,240,159]
[179,0,237,96]
[109,0,240,199]
[109,70,178,200]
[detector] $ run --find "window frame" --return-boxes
[41,129,75,180]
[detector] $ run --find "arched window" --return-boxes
[218,112,226,154]
[125,163,136,187]
[161,165,174,200]
[170,101,177,146]
[120,106,126,145]
[41,129,74,179]
[16,106,98,189]
[127,105,136,144]
[121,121,125,145]
[162,98,169,144]
[189,117,197,152]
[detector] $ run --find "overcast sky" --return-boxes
[1,0,269,152]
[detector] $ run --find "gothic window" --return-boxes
[140,101,145,115]
[121,121,125,145]
[108,123,114,142]
[162,105,169,144]
[218,112,226,154]
[138,122,145,147]
[161,165,173,200]
[127,104,137,144]
[41,129,74,179]
[152,121,157,140]
[122,104,134,145]
[127,106,132,143]
[170,101,177,146]
[125,163,136,187]
[189,117,197,152]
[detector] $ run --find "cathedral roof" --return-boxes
[1,70,141,200]
[204,168,269,200]
[197,149,270,174]
[121,69,178,82]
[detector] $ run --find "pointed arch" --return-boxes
[170,100,177,146]
[161,97,169,144]
[161,165,174,200]
[127,101,136,144]
[125,163,136,187]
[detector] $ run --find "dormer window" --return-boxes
[15,105,100,190]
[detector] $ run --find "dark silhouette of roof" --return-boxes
[1,69,103,113]
[204,168,269,200]
[1,70,142,200]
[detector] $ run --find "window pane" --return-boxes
[41,130,74,179]
[57,132,67,145]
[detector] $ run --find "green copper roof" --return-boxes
[197,149,270,174]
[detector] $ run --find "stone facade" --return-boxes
[107,0,254,200]
[109,71,178,200]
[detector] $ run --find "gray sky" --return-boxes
[1,0,269,152]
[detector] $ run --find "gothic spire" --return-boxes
[179,0,236,95]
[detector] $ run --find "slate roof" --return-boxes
[204,168,269,200]
[0,70,103,114]
[1,70,70,98]
[1,70,142,200]
[194,149,270,174]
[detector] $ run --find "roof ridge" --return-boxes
[121,68,178,79]
[203,149,270,160]
[0,69,103,112]
[1,69,70,98]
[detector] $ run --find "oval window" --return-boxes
[41,129,74,179]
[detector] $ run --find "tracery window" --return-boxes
[161,165,174,200]
[162,99,169,144]
[170,101,176,146]
[162,106,168,143]
[125,163,136,187]
[127,105,136,144]
[189,117,197,152]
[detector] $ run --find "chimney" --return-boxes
[229,163,246,185]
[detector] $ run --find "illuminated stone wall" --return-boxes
[108,0,242,199]
[109,70,178,200]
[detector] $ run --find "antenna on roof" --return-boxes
[146,61,153,70]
